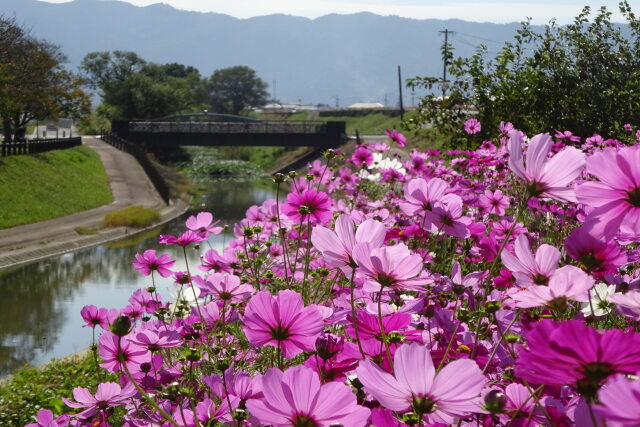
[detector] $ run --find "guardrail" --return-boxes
[101,133,171,205]
[129,121,328,134]
[0,137,82,157]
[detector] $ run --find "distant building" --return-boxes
[347,102,385,109]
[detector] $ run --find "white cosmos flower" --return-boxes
[581,282,616,317]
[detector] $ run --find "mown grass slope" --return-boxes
[0,146,113,229]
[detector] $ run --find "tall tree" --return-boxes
[80,51,207,119]
[207,66,269,115]
[0,17,91,141]
[0,16,90,141]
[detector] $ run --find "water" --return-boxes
[0,177,275,376]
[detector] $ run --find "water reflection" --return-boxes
[0,177,275,376]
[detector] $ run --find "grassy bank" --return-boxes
[0,354,119,426]
[0,146,113,229]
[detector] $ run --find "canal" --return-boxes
[0,177,275,376]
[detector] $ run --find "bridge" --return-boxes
[111,113,347,148]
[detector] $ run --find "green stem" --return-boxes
[377,288,394,370]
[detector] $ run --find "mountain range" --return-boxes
[2,0,527,106]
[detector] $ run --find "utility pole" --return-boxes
[439,28,455,99]
[333,96,340,108]
[397,65,404,119]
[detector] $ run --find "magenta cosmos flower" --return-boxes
[62,382,136,419]
[508,131,585,202]
[501,234,561,287]
[98,331,150,374]
[311,214,386,273]
[356,343,486,424]
[247,365,370,427]
[478,189,510,216]
[282,189,332,225]
[242,290,324,358]
[385,128,407,147]
[516,320,640,398]
[80,304,109,329]
[464,118,481,134]
[576,145,640,239]
[352,242,423,291]
[595,374,640,425]
[565,226,626,275]
[131,249,176,278]
[25,409,69,427]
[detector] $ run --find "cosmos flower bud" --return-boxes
[110,315,133,337]
[484,390,507,413]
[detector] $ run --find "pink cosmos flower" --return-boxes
[356,343,486,424]
[516,320,640,398]
[424,193,470,238]
[129,329,182,351]
[501,234,561,287]
[385,128,407,147]
[464,118,481,134]
[158,230,205,247]
[80,305,109,329]
[478,189,510,216]
[128,288,162,314]
[185,211,223,238]
[564,226,626,275]
[507,131,585,202]
[198,248,232,273]
[62,382,136,419]
[609,290,640,320]
[595,374,640,425]
[311,214,386,272]
[194,273,253,303]
[242,290,324,358]
[576,145,640,239]
[509,265,594,310]
[25,409,69,427]
[282,189,332,225]
[246,365,370,427]
[623,123,633,132]
[352,242,423,291]
[98,331,150,374]
[400,177,449,218]
[131,249,176,278]
[554,129,581,142]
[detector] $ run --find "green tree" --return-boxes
[0,16,90,141]
[206,66,269,115]
[406,1,640,145]
[80,51,207,119]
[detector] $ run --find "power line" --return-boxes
[455,31,506,45]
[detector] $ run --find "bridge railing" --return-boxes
[102,132,171,205]
[0,137,82,157]
[129,121,328,134]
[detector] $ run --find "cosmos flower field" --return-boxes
[30,123,640,426]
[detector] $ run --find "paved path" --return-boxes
[0,137,188,269]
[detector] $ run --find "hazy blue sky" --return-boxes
[39,0,631,23]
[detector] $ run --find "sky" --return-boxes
[39,0,630,24]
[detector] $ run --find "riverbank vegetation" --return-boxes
[0,354,119,426]
[103,206,161,228]
[0,146,112,229]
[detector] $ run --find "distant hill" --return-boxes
[2,0,525,106]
